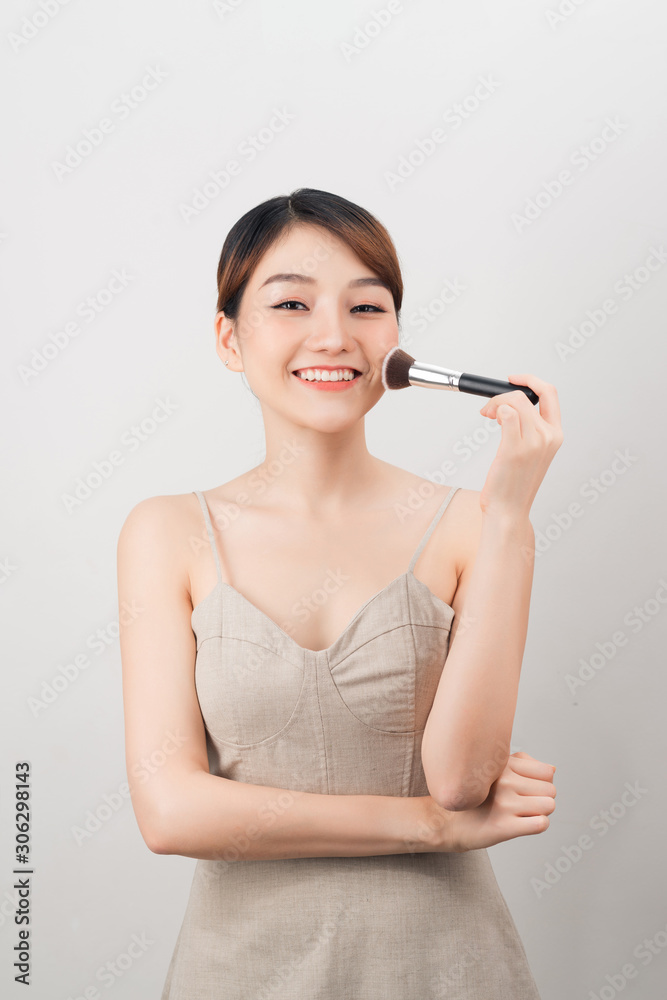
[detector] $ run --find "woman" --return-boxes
[118,187,562,998]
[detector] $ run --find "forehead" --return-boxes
[250,224,375,285]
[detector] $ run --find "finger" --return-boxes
[507,373,562,430]
[513,794,557,818]
[512,775,557,797]
[508,754,557,779]
[496,400,525,443]
[481,387,536,440]
[480,392,524,438]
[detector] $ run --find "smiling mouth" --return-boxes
[292,369,362,382]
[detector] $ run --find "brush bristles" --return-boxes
[382,346,415,390]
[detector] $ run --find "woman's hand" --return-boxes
[449,751,557,852]
[478,374,563,519]
[413,752,556,853]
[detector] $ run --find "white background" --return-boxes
[2,0,667,996]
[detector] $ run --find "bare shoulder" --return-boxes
[117,492,195,551]
[116,492,201,595]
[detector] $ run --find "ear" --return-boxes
[214,311,243,371]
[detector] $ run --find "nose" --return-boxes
[301,304,357,352]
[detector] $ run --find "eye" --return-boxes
[272,300,387,313]
[272,300,307,310]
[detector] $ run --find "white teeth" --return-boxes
[295,368,357,382]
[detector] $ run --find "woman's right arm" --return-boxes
[117,495,454,861]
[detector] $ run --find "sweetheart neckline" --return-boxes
[190,569,456,655]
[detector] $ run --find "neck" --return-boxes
[250,410,384,516]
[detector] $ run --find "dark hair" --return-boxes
[216,187,404,334]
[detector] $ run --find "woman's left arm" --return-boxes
[421,373,563,812]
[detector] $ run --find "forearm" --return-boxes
[421,512,535,810]
[152,770,457,861]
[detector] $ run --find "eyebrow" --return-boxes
[259,272,392,293]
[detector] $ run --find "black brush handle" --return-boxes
[459,372,539,406]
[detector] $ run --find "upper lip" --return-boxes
[291,364,363,373]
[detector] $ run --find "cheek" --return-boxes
[369,332,400,371]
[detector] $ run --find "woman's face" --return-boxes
[215,223,400,430]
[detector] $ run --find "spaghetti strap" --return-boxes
[193,490,222,584]
[408,486,460,573]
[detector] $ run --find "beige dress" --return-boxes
[161,486,542,998]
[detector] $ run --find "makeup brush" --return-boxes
[381,346,539,405]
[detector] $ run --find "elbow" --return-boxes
[135,799,177,855]
[423,745,510,812]
[145,825,172,855]
[140,814,173,855]
[424,766,496,812]
[432,783,491,812]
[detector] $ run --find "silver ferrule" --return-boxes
[408,361,462,390]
